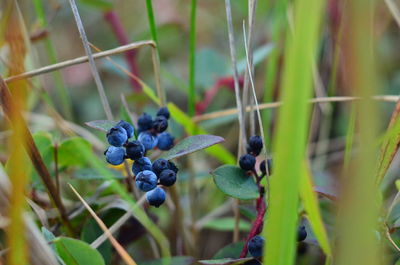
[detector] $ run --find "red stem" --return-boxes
[104,10,141,92]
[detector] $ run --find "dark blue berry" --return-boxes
[247,135,263,156]
[297,226,307,242]
[239,154,256,171]
[260,159,272,175]
[138,132,158,150]
[132,157,152,175]
[106,126,128,147]
[157,132,174,150]
[168,161,179,173]
[125,140,145,160]
[152,116,168,133]
[159,169,177,186]
[116,120,134,138]
[146,187,166,207]
[156,107,170,119]
[104,146,125,165]
[248,235,264,257]
[135,170,157,192]
[138,113,153,132]
[152,158,169,177]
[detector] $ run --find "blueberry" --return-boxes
[157,132,174,150]
[168,161,179,173]
[146,187,166,207]
[159,169,177,186]
[152,158,169,177]
[135,170,158,192]
[138,113,153,132]
[247,135,263,156]
[152,116,168,133]
[248,235,264,257]
[260,159,272,175]
[138,132,158,150]
[156,107,170,119]
[132,157,152,175]
[239,154,256,171]
[125,140,145,160]
[116,120,134,138]
[106,126,128,147]
[297,226,307,242]
[104,146,125,165]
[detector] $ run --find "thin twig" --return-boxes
[69,184,138,265]
[193,95,400,122]
[386,225,400,252]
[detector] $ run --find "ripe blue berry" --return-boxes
[247,135,263,156]
[104,146,125,165]
[146,187,166,207]
[297,226,307,242]
[248,235,264,257]
[159,169,177,186]
[156,107,170,119]
[157,132,174,150]
[239,154,256,171]
[138,113,153,132]
[125,140,145,160]
[135,170,158,192]
[168,161,179,173]
[106,126,128,147]
[138,132,158,150]
[152,158,169,177]
[260,159,272,175]
[132,157,152,175]
[152,116,168,133]
[116,120,134,138]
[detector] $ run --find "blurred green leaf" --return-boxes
[80,0,113,10]
[160,135,225,160]
[58,137,92,167]
[54,237,105,265]
[212,165,259,200]
[300,163,332,256]
[198,258,253,265]
[74,168,124,180]
[196,48,229,89]
[32,132,54,190]
[204,217,251,232]
[85,120,118,132]
[213,241,245,259]
[139,256,194,265]
[236,43,275,74]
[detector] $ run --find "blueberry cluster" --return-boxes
[239,136,272,176]
[103,107,178,207]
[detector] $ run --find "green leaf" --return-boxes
[160,135,225,160]
[74,168,124,180]
[212,165,259,200]
[139,256,194,265]
[213,242,245,259]
[196,48,229,89]
[54,237,105,265]
[236,43,275,74]
[80,0,113,9]
[58,137,92,167]
[85,120,118,132]
[198,258,253,265]
[204,217,251,232]
[300,163,332,256]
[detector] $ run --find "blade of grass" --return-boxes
[300,161,332,257]
[188,0,197,117]
[145,0,159,53]
[68,184,137,265]
[262,0,325,265]
[33,0,73,119]
[67,0,113,120]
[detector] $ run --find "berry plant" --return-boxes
[1,0,400,265]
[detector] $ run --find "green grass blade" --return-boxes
[145,0,159,53]
[300,162,332,256]
[188,0,197,117]
[262,0,325,264]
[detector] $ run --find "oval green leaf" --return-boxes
[85,120,118,132]
[161,135,225,160]
[58,137,92,167]
[212,165,259,200]
[198,258,253,265]
[54,237,105,265]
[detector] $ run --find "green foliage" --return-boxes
[204,217,251,232]
[85,120,118,132]
[212,165,259,200]
[139,256,194,265]
[54,237,105,265]
[58,137,92,168]
[213,242,245,259]
[198,258,253,265]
